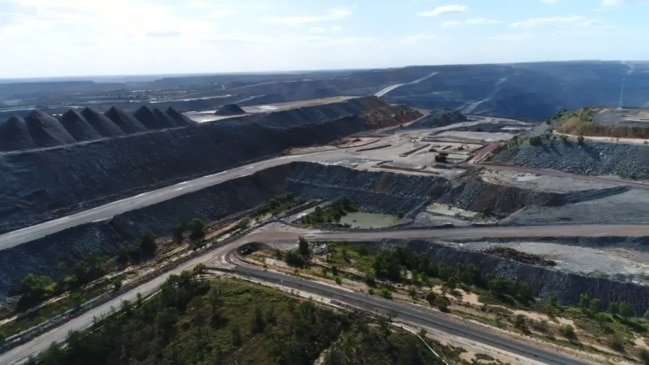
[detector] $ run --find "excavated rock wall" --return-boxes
[0,97,400,233]
[383,239,649,315]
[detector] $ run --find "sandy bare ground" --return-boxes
[243,96,354,113]
[553,131,649,145]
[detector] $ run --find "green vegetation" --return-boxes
[528,136,543,146]
[298,236,310,256]
[17,274,56,310]
[299,197,357,226]
[556,107,649,139]
[288,242,649,361]
[139,231,157,257]
[545,109,568,124]
[187,218,205,241]
[256,193,307,217]
[27,275,452,365]
[324,316,446,365]
[172,223,184,244]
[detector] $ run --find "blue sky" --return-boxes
[1,0,648,77]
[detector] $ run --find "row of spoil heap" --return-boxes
[0,105,194,152]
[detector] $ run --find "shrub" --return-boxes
[529,136,543,146]
[561,325,576,339]
[435,296,450,312]
[610,337,625,352]
[187,218,205,240]
[426,292,437,306]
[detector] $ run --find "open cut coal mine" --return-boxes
[0,161,634,303]
[0,97,418,233]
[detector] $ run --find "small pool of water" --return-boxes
[339,212,399,229]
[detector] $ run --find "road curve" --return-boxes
[3,223,641,364]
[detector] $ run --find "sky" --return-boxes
[1,0,649,78]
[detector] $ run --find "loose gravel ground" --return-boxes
[494,139,649,178]
[503,189,649,226]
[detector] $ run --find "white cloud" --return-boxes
[602,0,649,5]
[439,18,500,29]
[309,26,326,33]
[511,16,606,28]
[441,21,462,28]
[417,4,468,17]
[263,7,352,25]
[401,34,438,43]
[309,25,343,33]
[465,18,500,25]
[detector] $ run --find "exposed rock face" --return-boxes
[493,140,649,178]
[382,239,649,315]
[0,97,416,233]
[215,104,246,116]
[0,160,629,299]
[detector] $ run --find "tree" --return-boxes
[237,218,251,231]
[639,348,649,365]
[514,314,527,332]
[140,231,157,256]
[561,325,576,339]
[579,293,591,310]
[590,298,602,313]
[446,276,457,290]
[619,302,635,318]
[172,223,184,244]
[577,135,585,145]
[365,273,376,287]
[188,218,206,241]
[285,251,306,268]
[529,136,543,146]
[435,296,450,312]
[298,236,310,256]
[609,301,620,315]
[112,278,122,291]
[426,292,437,306]
[610,337,625,352]
[19,274,56,309]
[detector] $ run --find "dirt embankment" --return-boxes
[0,160,627,298]
[383,239,649,315]
[556,108,649,139]
[0,97,408,233]
[493,139,649,179]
